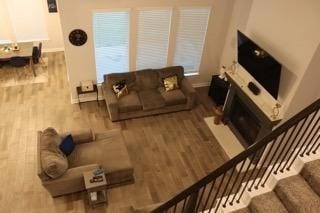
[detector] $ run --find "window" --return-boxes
[93,11,129,83]
[136,9,172,70]
[173,8,211,75]
[5,0,48,42]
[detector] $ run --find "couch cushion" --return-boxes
[41,149,68,179]
[135,69,159,90]
[139,90,165,110]
[156,66,184,86]
[118,91,142,113]
[67,136,133,185]
[160,89,187,106]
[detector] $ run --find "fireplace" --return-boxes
[223,68,282,148]
[229,96,261,147]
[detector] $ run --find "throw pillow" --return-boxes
[163,75,179,91]
[112,80,129,98]
[59,134,75,156]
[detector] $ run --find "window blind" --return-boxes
[173,8,211,75]
[136,9,172,70]
[93,11,129,83]
[5,0,48,42]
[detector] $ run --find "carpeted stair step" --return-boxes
[249,191,288,213]
[275,175,320,213]
[301,159,320,196]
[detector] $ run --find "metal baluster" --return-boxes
[306,134,320,155]
[214,166,236,210]
[208,173,226,213]
[285,111,319,170]
[273,124,299,174]
[279,117,308,172]
[312,141,320,154]
[236,153,260,202]
[255,139,280,187]
[173,203,177,213]
[202,180,216,212]
[223,159,246,207]
[300,123,319,157]
[259,132,289,186]
[181,196,187,213]
[194,185,207,212]
[241,145,267,190]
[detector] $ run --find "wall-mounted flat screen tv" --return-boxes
[237,30,281,99]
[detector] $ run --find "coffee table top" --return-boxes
[83,171,107,190]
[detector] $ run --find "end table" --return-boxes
[76,84,99,109]
[83,171,107,207]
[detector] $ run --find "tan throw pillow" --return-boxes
[163,75,179,91]
[41,150,68,179]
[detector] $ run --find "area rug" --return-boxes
[0,57,49,87]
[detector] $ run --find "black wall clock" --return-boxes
[69,29,88,46]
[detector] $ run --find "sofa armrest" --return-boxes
[102,83,120,121]
[180,78,197,109]
[59,128,95,144]
[42,164,100,197]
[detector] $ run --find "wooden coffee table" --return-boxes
[83,171,107,207]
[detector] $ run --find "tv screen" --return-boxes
[237,30,281,99]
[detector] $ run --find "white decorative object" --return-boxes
[80,80,94,92]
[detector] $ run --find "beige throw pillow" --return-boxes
[163,75,179,92]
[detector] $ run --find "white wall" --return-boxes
[57,0,235,102]
[42,1,64,52]
[220,0,320,120]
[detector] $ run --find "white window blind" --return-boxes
[173,8,211,75]
[5,0,48,42]
[93,11,129,83]
[0,0,13,44]
[136,9,172,70]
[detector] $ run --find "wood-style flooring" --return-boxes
[0,52,229,213]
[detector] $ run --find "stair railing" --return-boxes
[152,98,320,213]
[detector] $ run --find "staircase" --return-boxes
[234,159,320,213]
[132,98,320,213]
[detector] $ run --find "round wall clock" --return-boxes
[69,29,88,46]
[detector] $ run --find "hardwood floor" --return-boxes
[0,52,229,213]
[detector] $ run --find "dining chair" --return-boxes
[32,46,40,64]
[9,56,36,77]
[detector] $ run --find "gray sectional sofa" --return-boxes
[102,66,196,121]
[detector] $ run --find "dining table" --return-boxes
[0,42,33,59]
[0,42,35,75]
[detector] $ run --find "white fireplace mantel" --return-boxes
[225,64,283,122]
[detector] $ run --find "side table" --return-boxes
[83,171,107,207]
[76,84,99,109]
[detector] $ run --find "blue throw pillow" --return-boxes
[59,134,75,156]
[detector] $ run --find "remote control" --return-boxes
[248,82,260,95]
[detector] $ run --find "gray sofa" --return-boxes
[102,66,196,121]
[37,128,134,197]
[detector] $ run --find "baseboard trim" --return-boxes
[192,82,210,88]
[71,95,104,104]
[43,48,65,53]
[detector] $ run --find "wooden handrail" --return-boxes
[152,98,320,212]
